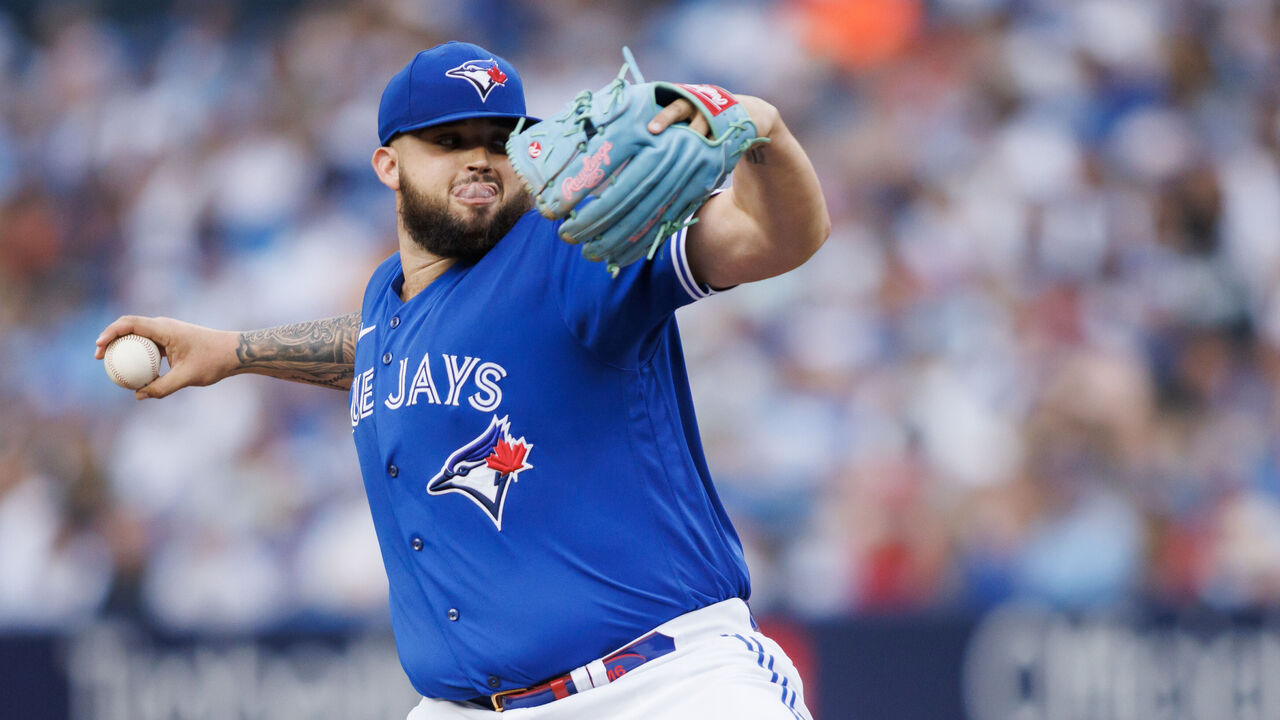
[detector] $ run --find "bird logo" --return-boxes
[446,59,509,101]
[427,415,533,530]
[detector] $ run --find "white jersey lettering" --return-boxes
[385,358,409,409]
[443,355,480,407]
[351,367,375,427]
[467,362,507,412]
[354,353,509,421]
[408,352,441,406]
[349,378,361,427]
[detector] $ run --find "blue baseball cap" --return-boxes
[377,41,537,146]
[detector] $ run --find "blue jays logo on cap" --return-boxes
[427,415,533,530]
[377,41,538,146]
[446,59,509,101]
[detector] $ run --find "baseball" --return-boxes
[104,334,163,390]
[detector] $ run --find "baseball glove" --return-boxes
[506,48,767,276]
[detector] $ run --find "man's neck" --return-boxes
[398,240,457,302]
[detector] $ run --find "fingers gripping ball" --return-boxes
[104,334,162,390]
[506,48,768,276]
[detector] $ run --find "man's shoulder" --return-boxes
[490,209,563,260]
[374,250,403,276]
[505,208,557,240]
[360,251,403,309]
[370,251,404,289]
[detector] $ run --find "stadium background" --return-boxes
[2,0,1279,718]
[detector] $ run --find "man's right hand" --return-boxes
[95,316,241,400]
[97,312,362,397]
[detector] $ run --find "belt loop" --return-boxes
[585,658,608,686]
[569,665,595,690]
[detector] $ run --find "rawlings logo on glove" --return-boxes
[506,48,767,276]
[561,142,614,200]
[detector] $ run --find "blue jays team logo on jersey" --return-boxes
[427,415,533,530]
[445,59,508,101]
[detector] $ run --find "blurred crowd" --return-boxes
[2,0,1280,631]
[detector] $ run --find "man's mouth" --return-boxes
[453,182,498,205]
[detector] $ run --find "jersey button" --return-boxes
[487,675,501,689]
[389,316,401,329]
[448,608,460,622]
[381,352,393,365]
[410,536,424,551]
[388,464,399,478]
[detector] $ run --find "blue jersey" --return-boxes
[349,209,749,700]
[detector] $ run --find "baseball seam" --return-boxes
[107,361,128,386]
[108,336,160,388]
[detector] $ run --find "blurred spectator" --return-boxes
[3,0,1280,632]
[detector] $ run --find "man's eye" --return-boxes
[436,136,458,148]
[489,140,508,155]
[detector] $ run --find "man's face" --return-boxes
[393,119,533,260]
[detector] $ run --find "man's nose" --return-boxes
[464,145,494,172]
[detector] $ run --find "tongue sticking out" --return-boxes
[455,183,497,199]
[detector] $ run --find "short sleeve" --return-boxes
[547,223,722,367]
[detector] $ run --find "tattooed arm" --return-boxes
[234,314,360,390]
[95,313,361,399]
[673,94,830,289]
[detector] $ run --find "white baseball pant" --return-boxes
[405,598,813,720]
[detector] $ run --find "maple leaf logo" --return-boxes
[486,438,529,476]
[446,59,509,101]
[427,416,534,530]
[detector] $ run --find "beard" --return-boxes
[399,174,532,262]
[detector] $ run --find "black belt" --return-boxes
[468,632,676,712]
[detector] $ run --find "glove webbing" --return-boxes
[510,47,643,144]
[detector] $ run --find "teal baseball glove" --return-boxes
[506,48,767,276]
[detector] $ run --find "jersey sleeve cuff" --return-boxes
[670,225,721,302]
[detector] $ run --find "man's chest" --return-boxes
[346,272,604,527]
[349,284,538,430]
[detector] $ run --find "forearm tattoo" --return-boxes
[236,312,361,390]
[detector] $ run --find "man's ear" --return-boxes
[372,146,400,191]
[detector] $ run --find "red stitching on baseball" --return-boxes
[137,336,160,373]
[107,336,160,388]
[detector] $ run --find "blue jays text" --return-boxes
[350,351,507,427]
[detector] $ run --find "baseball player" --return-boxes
[95,41,828,719]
